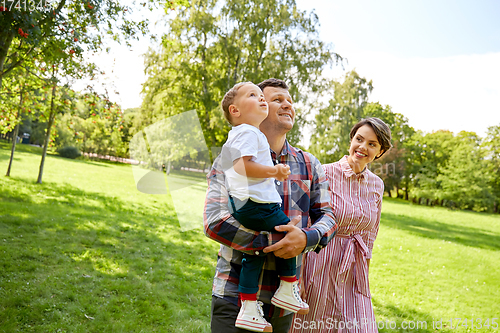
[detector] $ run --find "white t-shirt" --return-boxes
[221,124,282,204]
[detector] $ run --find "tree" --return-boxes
[141,0,339,161]
[437,131,494,211]
[407,130,456,205]
[0,0,161,182]
[309,70,372,164]
[363,102,415,197]
[482,124,500,212]
[1,64,43,176]
[0,0,185,89]
[2,1,194,180]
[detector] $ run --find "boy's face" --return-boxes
[230,83,268,127]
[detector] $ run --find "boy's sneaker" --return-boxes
[235,300,273,332]
[271,280,309,314]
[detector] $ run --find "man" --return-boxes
[204,78,337,333]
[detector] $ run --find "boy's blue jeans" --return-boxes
[229,196,296,294]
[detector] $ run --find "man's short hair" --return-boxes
[221,82,252,125]
[257,78,289,92]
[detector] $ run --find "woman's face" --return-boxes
[347,125,383,173]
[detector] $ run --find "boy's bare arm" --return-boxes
[233,156,290,181]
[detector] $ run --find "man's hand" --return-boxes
[263,217,306,259]
[273,164,290,181]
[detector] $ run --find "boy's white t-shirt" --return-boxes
[222,124,282,204]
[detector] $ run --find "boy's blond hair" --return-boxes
[221,82,252,125]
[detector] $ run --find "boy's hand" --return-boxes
[273,164,291,181]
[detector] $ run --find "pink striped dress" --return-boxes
[290,156,384,333]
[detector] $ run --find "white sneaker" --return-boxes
[271,280,309,314]
[235,300,273,332]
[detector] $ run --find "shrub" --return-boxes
[57,146,81,159]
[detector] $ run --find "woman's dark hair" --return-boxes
[350,117,392,159]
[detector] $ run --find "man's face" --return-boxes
[260,86,295,134]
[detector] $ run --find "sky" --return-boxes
[93,0,500,142]
[295,0,500,141]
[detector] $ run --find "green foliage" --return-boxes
[309,70,373,164]
[483,125,500,211]
[307,69,499,212]
[364,102,415,197]
[308,70,416,199]
[51,92,130,157]
[0,66,43,135]
[141,0,339,157]
[400,129,500,213]
[437,131,494,211]
[402,130,454,202]
[0,0,164,88]
[57,145,81,159]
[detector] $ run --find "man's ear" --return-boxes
[229,105,240,118]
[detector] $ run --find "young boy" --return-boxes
[220,82,309,332]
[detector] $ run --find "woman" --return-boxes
[291,118,392,333]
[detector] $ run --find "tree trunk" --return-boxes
[0,31,15,91]
[200,32,216,158]
[37,82,57,184]
[6,122,20,177]
[166,160,171,175]
[6,89,24,176]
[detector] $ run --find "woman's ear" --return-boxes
[229,104,240,118]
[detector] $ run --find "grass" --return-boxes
[372,200,500,332]
[1,140,499,332]
[0,141,216,332]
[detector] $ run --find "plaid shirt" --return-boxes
[204,140,337,317]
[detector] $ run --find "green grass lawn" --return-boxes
[0,141,216,332]
[1,141,499,332]
[372,200,500,332]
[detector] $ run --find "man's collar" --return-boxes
[271,140,299,158]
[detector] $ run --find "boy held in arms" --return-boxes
[220,82,309,332]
